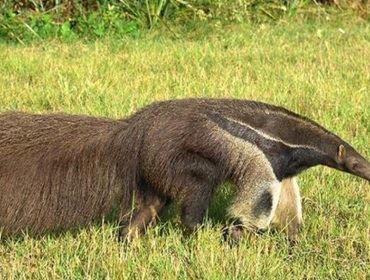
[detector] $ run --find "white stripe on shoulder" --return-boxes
[225,116,321,152]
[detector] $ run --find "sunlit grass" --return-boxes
[0,19,369,279]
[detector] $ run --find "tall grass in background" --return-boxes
[1,0,369,42]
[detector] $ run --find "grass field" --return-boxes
[0,18,369,279]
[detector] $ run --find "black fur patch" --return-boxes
[253,191,273,217]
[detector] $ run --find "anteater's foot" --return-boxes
[222,221,270,247]
[222,222,245,246]
[117,221,141,243]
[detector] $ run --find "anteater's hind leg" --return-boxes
[118,190,168,242]
[180,180,215,233]
[176,152,220,233]
[271,177,303,242]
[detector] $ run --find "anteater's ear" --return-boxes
[337,144,346,163]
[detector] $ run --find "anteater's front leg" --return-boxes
[225,179,282,243]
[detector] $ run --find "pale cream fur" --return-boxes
[271,177,303,240]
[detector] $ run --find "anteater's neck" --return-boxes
[206,105,344,181]
[241,104,344,178]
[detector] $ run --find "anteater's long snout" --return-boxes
[345,154,370,182]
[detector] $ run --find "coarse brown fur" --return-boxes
[0,113,140,237]
[0,98,369,242]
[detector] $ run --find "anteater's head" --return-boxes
[334,144,370,182]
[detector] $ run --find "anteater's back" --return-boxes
[0,112,125,235]
[134,98,338,150]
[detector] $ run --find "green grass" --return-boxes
[0,19,369,279]
[2,0,368,43]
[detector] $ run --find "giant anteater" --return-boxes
[0,98,369,242]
